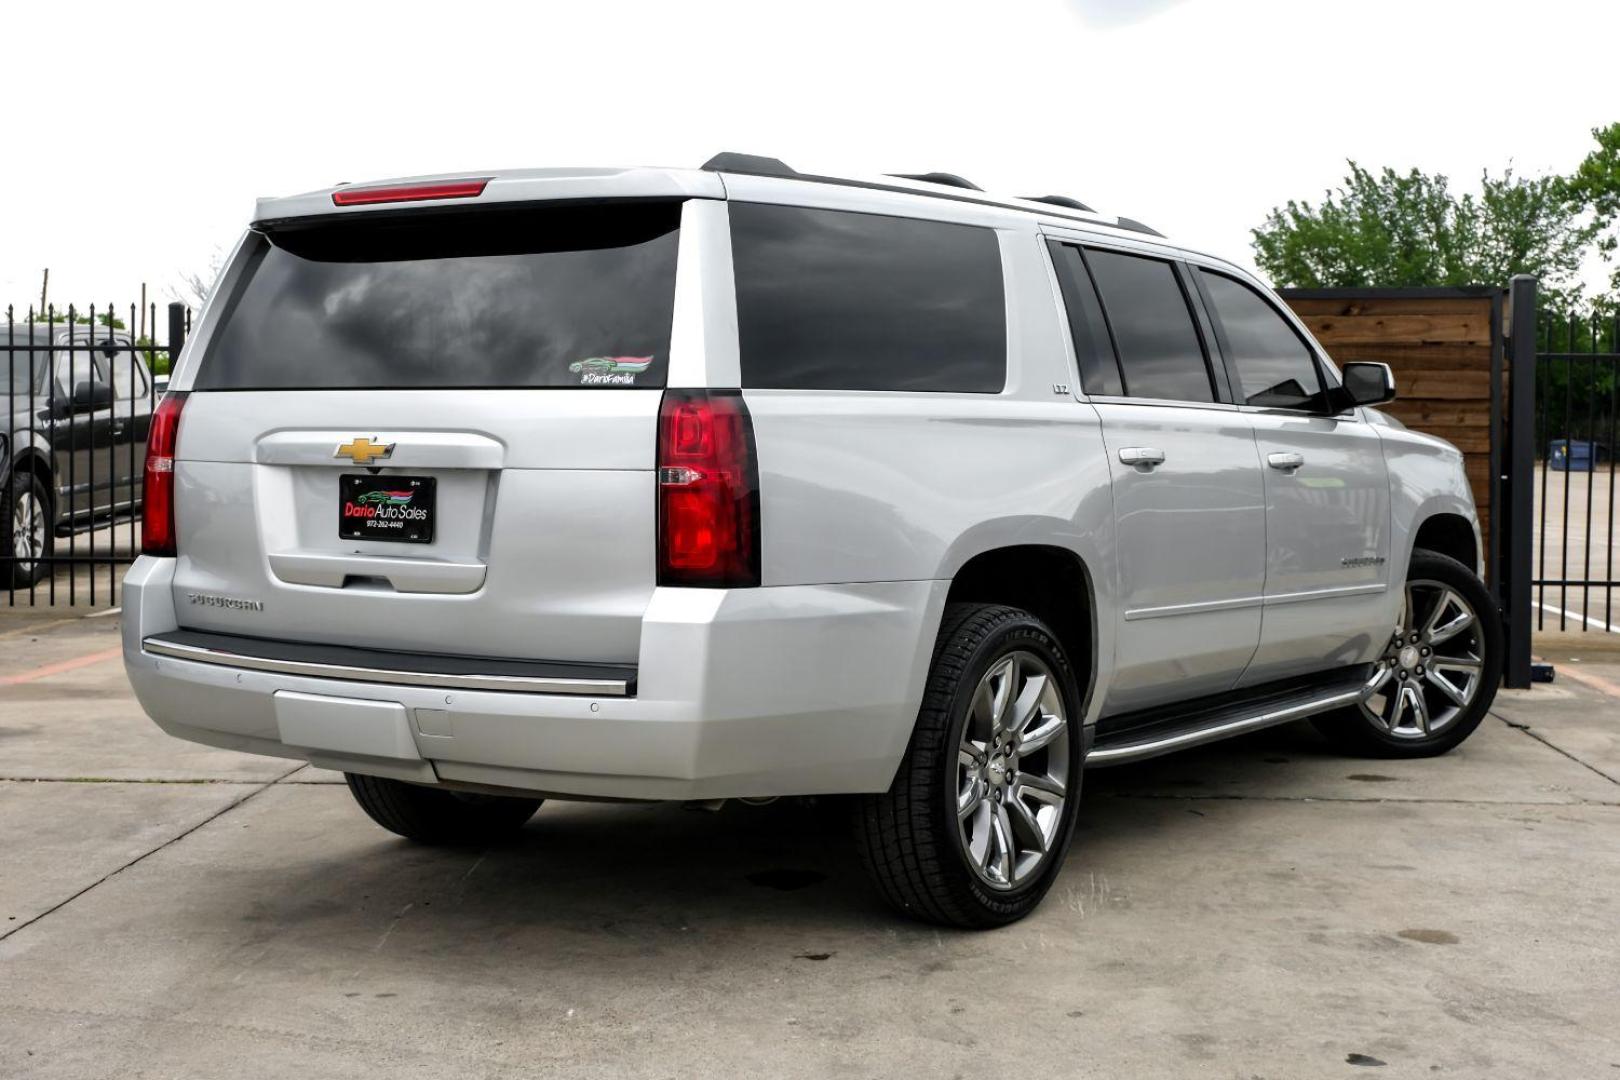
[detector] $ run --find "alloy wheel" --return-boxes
[11,489,46,577]
[955,651,1071,891]
[1359,580,1485,739]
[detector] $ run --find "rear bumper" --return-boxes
[121,557,944,800]
[141,630,637,697]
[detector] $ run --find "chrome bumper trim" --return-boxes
[141,637,631,697]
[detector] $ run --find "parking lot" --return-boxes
[1536,468,1620,632]
[1,610,1617,1078]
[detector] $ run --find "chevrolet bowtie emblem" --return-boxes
[335,437,394,466]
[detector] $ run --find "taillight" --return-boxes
[142,392,188,557]
[331,179,490,206]
[657,389,760,588]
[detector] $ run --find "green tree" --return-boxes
[1252,161,1596,305]
[1565,122,1620,295]
[25,307,127,330]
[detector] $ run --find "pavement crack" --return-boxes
[0,762,304,944]
[1493,712,1620,787]
[373,903,415,952]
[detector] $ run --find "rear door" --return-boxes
[1191,267,1393,684]
[1049,242,1266,715]
[49,344,113,518]
[168,199,691,665]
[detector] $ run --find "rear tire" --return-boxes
[854,603,1084,929]
[2,471,53,588]
[1312,550,1502,758]
[345,773,542,844]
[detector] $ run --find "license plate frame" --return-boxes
[339,474,436,544]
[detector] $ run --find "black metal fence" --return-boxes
[3,302,189,608]
[1534,306,1620,631]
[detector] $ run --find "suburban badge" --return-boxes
[186,592,264,612]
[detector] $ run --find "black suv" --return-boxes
[3,326,155,586]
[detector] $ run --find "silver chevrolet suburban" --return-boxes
[122,154,1501,927]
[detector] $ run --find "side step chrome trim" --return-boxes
[1086,687,1363,767]
[142,636,632,697]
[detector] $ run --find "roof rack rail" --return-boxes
[698,151,1161,239]
[887,171,983,192]
[1114,216,1165,238]
[1023,194,1095,212]
[700,152,798,178]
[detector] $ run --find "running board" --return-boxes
[1087,670,1367,767]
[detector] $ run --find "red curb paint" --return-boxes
[1553,663,1620,701]
[0,646,123,687]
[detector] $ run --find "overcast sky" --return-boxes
[3,0,1616,313]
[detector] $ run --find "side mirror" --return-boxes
[71,380,114,411]
[1331,361,1397,410]
[100,340,121,361]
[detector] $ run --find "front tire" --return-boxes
[345,773,542,844]
[3,471,53,588]
[854,603,1084,929]
[1312,550,1502,758]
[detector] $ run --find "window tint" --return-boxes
[1047,242,1122,397]
[730,203,1005,393]
[108,344,148,400]
[198,203,682,390]
[1199,270,1323,410]
[1085,249,1212,403]
[3,359,32,396]
[3,334,48,395]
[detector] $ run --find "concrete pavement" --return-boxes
[1,612,1617,1078]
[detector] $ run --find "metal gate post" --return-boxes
[1503,275,1537,688]
[167,301,187,366]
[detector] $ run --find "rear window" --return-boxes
[3,333,48,396]
[196,202,682,390]
[4,355,40,396]
[730,203,1006,393]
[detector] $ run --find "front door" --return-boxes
[1244,413,1392,682]
[1188,267,1393,685]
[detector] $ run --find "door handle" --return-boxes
[1267,452,1305,471]
[1118,447,1166,468]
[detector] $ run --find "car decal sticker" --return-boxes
[568,356,654,385]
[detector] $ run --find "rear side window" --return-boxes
[730,203,1005,393]
[1084,249,1213,403]
[1047,242,1123,397]
[196,202,682,390]
[1198,270,1324,410]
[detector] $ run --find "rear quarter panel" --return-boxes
[736,198,1118,721]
